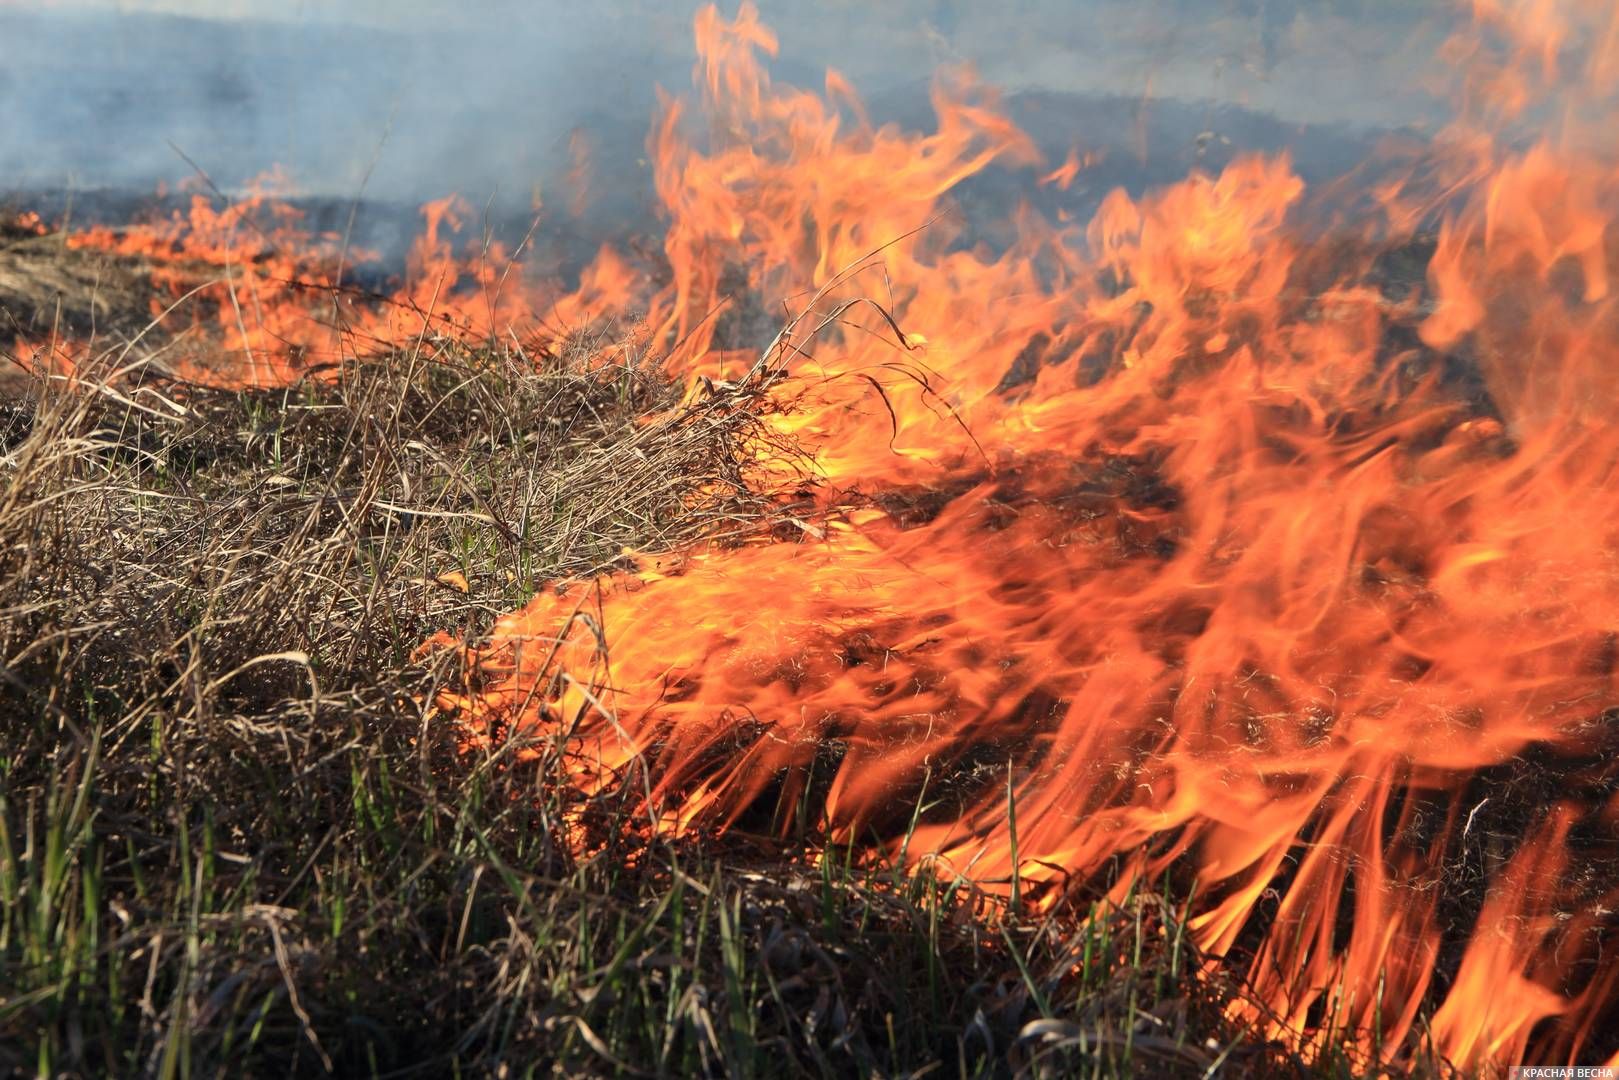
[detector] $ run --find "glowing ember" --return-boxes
[19,0,1619,1070]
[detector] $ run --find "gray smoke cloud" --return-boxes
[1,1,1456,227]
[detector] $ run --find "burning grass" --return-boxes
[0,335,1368,1077]
[8,1,1619,1073]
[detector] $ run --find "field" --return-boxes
[7,2,1619,1073]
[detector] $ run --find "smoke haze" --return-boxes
[2,1,1458,238]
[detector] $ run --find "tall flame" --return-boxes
[426,2,1619,1069]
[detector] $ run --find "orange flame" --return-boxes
[423,3,1619,1069]
[19,172,643,385]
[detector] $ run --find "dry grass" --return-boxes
[0,223,150,344]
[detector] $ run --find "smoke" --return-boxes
[2,1,1456,231]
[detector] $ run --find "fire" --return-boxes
[19,0,1619,1070]
[19,174,643,385]
[426,3,1619,1069]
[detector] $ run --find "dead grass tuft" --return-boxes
[0,223,151,345]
